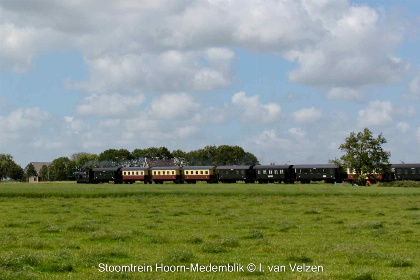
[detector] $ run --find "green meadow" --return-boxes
[0,182,419,279]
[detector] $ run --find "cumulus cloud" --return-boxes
[327,87,362,101]
[404,73,420,100]
[77,93,145,117]
[286,3,407,88]
[396,122,410,133]
[232,92,282,124]
[0,0,407,94]
[358,100,392,127]
[289,127,305,138]
[0,107,50,131]
[0,107,50,144]
[291,107,322,124]
[148,93,199,120]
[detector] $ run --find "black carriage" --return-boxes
[254,165,294,183]
[216,165,255,183]
[92,167,123,184]
[392,164,420,181]
[294,164,347,184]
[76,169,94,183]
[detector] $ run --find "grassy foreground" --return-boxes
[0,182,419,279]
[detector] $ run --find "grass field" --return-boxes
[0,182,419,279]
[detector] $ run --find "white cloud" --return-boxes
[232,91,282,124]
[0,0,406,94]
[357,100,392,127]
[77,93,145,117]
[327,87,362,101]
[148,93,199,120]
[287,3,407,88]
[396,122,410,133]
[291,107,322,124]
[404,73,420,100]
[0,107,50,131]
[289,127,305,138]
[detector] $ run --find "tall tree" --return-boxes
[0,154,14,180]
[49,157,73,181]
[39,165,50,181]
[25,163,38,181]
[75,153,99,169]
[333,128,390,184]
[8,162,24,181]
[99,149,131,162]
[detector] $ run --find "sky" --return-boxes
[1,0,420,166]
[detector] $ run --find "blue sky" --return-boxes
[0,0,419,166]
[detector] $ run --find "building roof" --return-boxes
[391,163,420,168]
[121,167,149,171]
[216,165,252,170]
[183,166,215,169]
[293,164,338,169]
[30,162,51,174]
[253,165,291,169]
[150,166,181,170]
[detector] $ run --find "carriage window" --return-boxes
[141,171,143,175]
[397,169,401,174]
[136,172,139,175]
[404,169,408,175]
[205,171,208,174]
[263,170,267,174]
[200,171,203,174]
[274,170,278,174]
[269,170,273,174]
[257,170,261,174]
[411,168,415,174]
[186,171,188,175]
[241,170,245,175]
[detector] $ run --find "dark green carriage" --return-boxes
[216,165,255,183]
[254,165,294,183]
[294,164,347,184]
[392,164,420,181]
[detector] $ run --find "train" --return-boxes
[76,163,420,184]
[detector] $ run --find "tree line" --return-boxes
[0,145,259,182]
[0,128,392,185]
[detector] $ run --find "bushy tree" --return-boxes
[333,128,390,184]
[74,153,99,169]
[8,162,24,181]
[39,165,50,181]
[49,157,73,181]
[131,147,172,160]
[25,163,38,178]
[99,149,131,162]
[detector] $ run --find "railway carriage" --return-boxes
[216,165,255,183]
[254,165,294,183]
[76,169,94,183]
[92,167,123,184]
[183,166,218,184]
[151,166,183,184]
[294,164,346,184]
[121,167,151,184]
[392,164,420,181]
